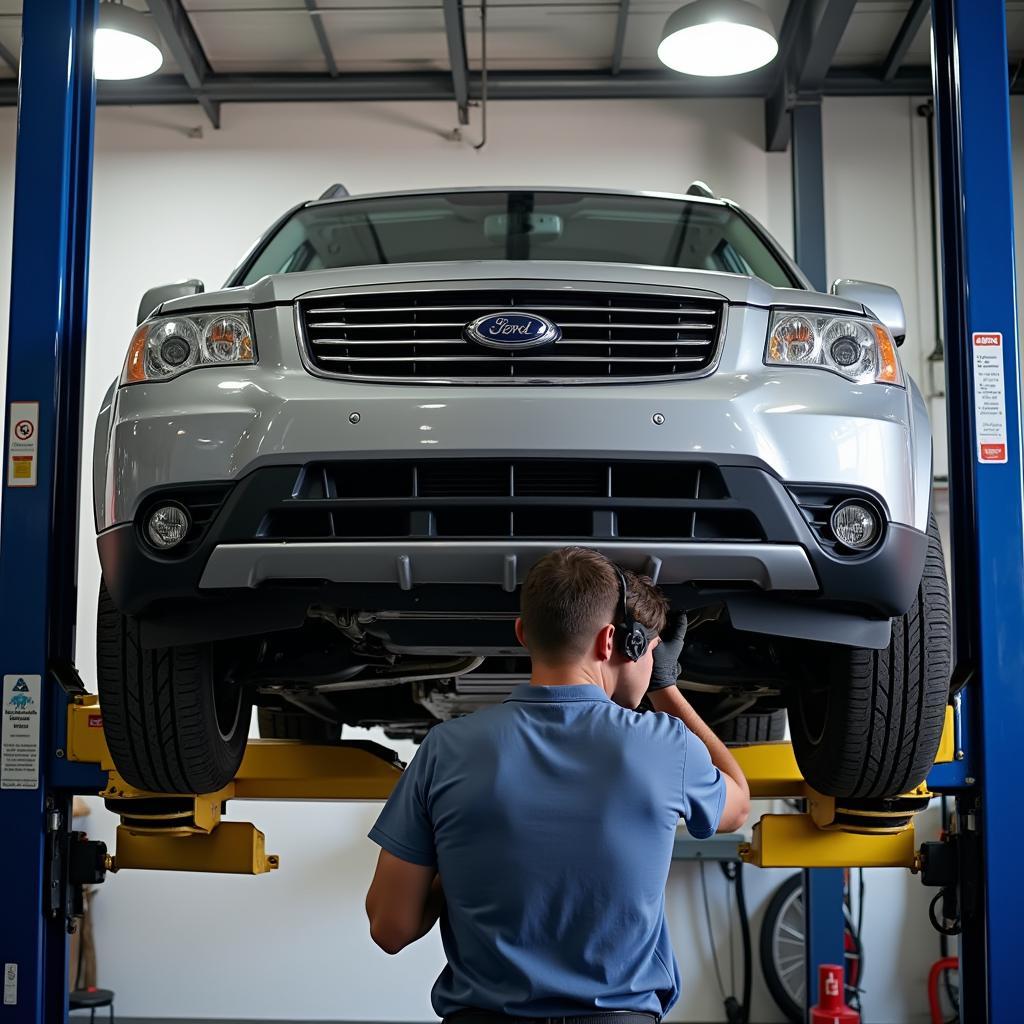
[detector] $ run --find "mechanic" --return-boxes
[365,546,751,1023]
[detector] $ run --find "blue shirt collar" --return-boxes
[505,683,611,703]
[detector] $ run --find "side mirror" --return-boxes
[137,279,205,325]
[830,279,907,346]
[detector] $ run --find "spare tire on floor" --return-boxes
[786,513,951,799]
[97,579,252,794]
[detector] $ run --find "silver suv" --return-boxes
[93,186,950,800]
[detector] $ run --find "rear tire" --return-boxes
[787,513,951,798]
[716,710,786,743]
[97,580,252,794]
[257,708,342,743]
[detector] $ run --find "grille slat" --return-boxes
[311,338,715,349]
[299,287,724,383]
[306,304,718,316]
[316,354,708,364]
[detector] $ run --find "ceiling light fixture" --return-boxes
[95,1,164,80]
[658,0,778,77]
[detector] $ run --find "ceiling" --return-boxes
[0,1,1022,148]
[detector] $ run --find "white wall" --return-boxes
[822,95,950,477]
[0,94,1009,1022]
[823,95,1024,482]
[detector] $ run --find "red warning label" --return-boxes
[980,444,1007,462]
[88,714,103,728]
[972,332,1009,465]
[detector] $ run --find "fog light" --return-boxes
[830,501,879,550]
[146,504,191,549]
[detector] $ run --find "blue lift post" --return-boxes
[789,88,848,1019]
[931,0,1024,1020]
[0,2,100,1021]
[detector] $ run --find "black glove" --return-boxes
[648,610,687,691]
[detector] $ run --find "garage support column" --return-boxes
[0,2,97,1020]
[931,0,1024,1020]
[790,101,828,293]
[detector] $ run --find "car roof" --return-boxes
[305,185,730,208]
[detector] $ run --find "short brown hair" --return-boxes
[519,547,669,661]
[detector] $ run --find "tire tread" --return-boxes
[789,513,951,798]
[96,581,250,793]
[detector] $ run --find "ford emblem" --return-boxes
[464,311,561,350]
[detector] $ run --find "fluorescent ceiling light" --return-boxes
[95,2,164,81]
[658,0,778,77]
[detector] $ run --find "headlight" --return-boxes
[122,311,255,384]
[765,310,902,386]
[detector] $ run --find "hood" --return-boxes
[159,260,866,317]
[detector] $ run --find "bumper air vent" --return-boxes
[259,459,762,543]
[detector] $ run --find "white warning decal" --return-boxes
[2,675,41,789]
[972,333,1009,464]
[6,401,39,487]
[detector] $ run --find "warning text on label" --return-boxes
[972,333,1009,465]
[2,675,41,790]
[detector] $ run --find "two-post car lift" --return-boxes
[1,2,1022,1021]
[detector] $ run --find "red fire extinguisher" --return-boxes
[810,964,860,1023]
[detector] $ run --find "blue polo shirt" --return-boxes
[368,683,726,1019]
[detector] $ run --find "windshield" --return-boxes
[238,191,797,287]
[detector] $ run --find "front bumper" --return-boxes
[98,453,928,651]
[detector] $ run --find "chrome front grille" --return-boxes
[297,286,725,384]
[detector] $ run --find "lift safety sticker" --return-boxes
[3,964,16,1006]
[1,675,41,790]
[972,333,1009,464]
[6,401,39,487]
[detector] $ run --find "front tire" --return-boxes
[97,581,252,793]
[787,514,950,798]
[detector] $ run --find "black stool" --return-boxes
[69,988,114,1024]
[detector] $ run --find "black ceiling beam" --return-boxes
[882,0,929,81]
[0,65,991,108]
[799,0,857,90]
[146,0,221,128]
[825,65,933,94]
[0,38,17,76]
[610,0,630,75]
[442,0,471,124]
[305,0,339,78]
[765,0,857,152]
[764,0,811,152]
[16,70,769,104]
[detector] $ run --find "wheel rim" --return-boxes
[767,881,860,1015]
[772,885,807,1008]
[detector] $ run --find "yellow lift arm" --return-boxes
[67,696,955,875]
[67,695,402,874]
